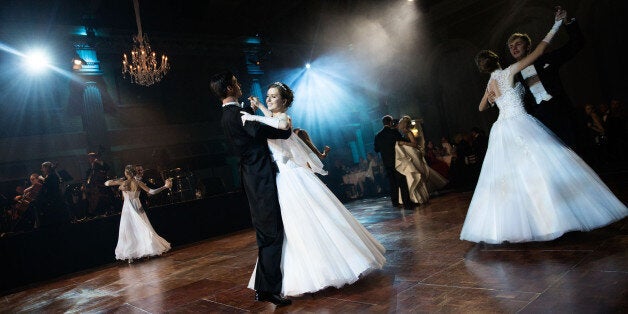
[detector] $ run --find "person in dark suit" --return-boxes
[374,115,414,209]
[504,7,584,150]
[33,161,68,227]
[85,152,113,217]
[210,70,292,307]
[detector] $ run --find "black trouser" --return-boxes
[242,170,284,295]
[384,166,412,207]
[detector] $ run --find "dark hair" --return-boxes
[381,115,393,126]
[475,50,500,73]
[269,82,294,108]
[209,70,235,100]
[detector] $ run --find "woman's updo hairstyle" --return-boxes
[398,115,412,132]
[124,164,136,177]
[475,50,500,73]
[269,82,294,108]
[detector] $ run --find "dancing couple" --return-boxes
[460,7,627,244]
[105,165,172,263]
[211,72,385,306]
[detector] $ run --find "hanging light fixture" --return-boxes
[122,0,169,86]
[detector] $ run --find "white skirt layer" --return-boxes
[115,196,170,260]
[460,113,627,244]
[248,159,386,297]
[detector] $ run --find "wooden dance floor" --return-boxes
[1,172,626,313]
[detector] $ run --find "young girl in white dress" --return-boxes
[460,9,627,244]
[241,82,386,297]
[105,165,173,263]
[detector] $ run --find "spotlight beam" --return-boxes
[0,41,90,82]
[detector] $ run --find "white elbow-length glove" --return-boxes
[240,111,280,129]
[542,19,563,44]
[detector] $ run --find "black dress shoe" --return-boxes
[255,291,292,306]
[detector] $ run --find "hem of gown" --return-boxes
[460,232,567,244]
[280,263,383,297]
[460,212,627,244]
[115,247,171,261]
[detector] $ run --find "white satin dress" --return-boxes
[248,114,386,297]
[460,66,627,244]
[115,190,170,260]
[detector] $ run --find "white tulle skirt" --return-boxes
[115,196,170,260]
[248,159,386,297]
[460,113,627,244]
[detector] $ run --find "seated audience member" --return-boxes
[6,184,26,223]
[582,103,607,167]
[440,136,454,156]
[364,152,384,196]
[425,140,450,178]
[470,127,488,165]
[12,174,44,231]
[448,133,474,191]
[324,158,349,201]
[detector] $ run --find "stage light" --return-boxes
[305,63,311,69]
[24,50,50,74]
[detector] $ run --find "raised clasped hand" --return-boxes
[248,96,260,110]
[554,6,567,21]
[164,178,173,189]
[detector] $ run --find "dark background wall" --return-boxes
[0,0,625,193]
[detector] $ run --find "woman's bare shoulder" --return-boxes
[274,112,290,120]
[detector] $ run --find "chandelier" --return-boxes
[122,0,169,86]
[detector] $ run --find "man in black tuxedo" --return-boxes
[505,8,584,150]
[210,70,292,307]
[374,115,413,209]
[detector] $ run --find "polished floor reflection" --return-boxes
[1,173,626,313]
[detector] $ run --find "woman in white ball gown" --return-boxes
[460,9,627,244]
[241,82,386,297]
[105,165,173,262]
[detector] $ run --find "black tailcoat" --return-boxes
[221,103,291,294]
[374,126,412,206]
[515,20,585,148]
